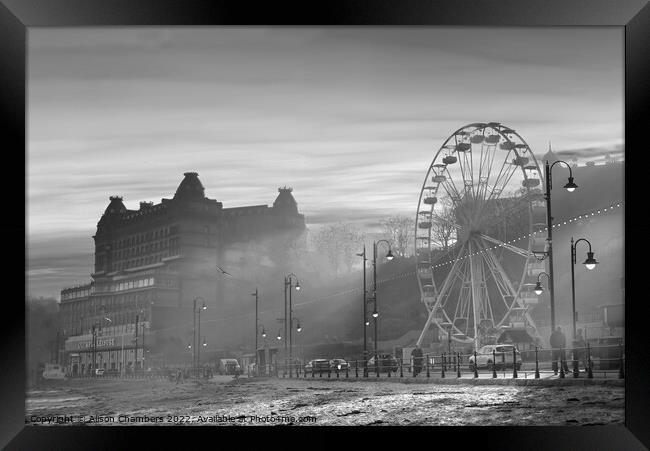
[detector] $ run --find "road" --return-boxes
[25,376,624,426]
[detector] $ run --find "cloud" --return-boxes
[27,28,624,298]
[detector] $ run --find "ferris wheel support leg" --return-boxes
[468,239,481,351]
[416,242,467,348]
[416,306,438,348]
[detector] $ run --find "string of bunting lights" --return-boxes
[154,201,623,332]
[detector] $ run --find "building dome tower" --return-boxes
[272,186,299,215]
[173,172,206,202]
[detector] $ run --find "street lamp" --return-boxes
[543,158,578,331]
[91,317,111,378]
[372,239,393,362]
[534,272,550,296]
[252,288,262,371]
[192,296,206,378]
[570,237,599,340]
[285,273,300,377]
[356,245,369,376]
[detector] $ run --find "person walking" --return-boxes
[574,329,587,371]
[549,326,569,374]
[411,346,423,377]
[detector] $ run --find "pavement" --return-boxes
[25,374,624,426]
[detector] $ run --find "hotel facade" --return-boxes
[59,173,305,375]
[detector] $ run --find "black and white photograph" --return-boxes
[21,24,631,431]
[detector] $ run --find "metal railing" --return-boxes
[254,342,624,381]
[61,343,625,382]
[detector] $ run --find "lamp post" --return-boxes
[372,240,394,362]
[252,288,260,370]
[285,273,300,377]
[543,158,578,331]
[256,324,266,375]
[192,296,206,378]
[570,237,599,339]
[91,317,111,378]
[356,245,369,376]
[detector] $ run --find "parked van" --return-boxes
[42,363,66,380]
[218,359,241,375]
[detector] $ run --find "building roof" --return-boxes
[173,172,206,202]
[541,142,559,164]
[103,196,127,215]
[272,186,298,215]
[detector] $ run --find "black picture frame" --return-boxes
[3,0,648,448]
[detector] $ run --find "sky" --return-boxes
[26,27,624,299]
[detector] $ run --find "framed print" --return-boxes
[3,0,649,448]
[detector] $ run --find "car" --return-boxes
[367,354,399,373]
[468,345,522,371]
[218,359,241,375]
[42,363,67,380]
[304,359,331,374]
[94,368,105,376]
[329,359,350,372]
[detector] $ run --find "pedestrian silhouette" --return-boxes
[574,329,587,371]
[550,326,569,374]
[411,346,423,377]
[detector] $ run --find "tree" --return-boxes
[311,222,365,275]
[380,216,414,257]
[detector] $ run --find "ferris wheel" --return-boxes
[414,122,545,349]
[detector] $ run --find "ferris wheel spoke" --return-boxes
[477,139,497,203]
[462,145,476,199]
[443,166,464,203]
[472,150,519,224]
[479,234,530,258]
[439,177,463,208]
[479,237,538,331]
[477,239,514,311]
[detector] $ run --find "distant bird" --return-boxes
[216,265,232,277]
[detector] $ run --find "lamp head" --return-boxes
[295,281,301,291]
[296,323,302,332]
[372,310,379,318]
[202,340,207,347]
[583,251,598,270]
[202,301,207,310]
[365,319,370,326]
[564,176,578,193]
[277,334,282,341]
[386,249,394,261]
[261,327,266,338]
[534,281,544,295]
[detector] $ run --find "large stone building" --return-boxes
[59,172,305,375]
